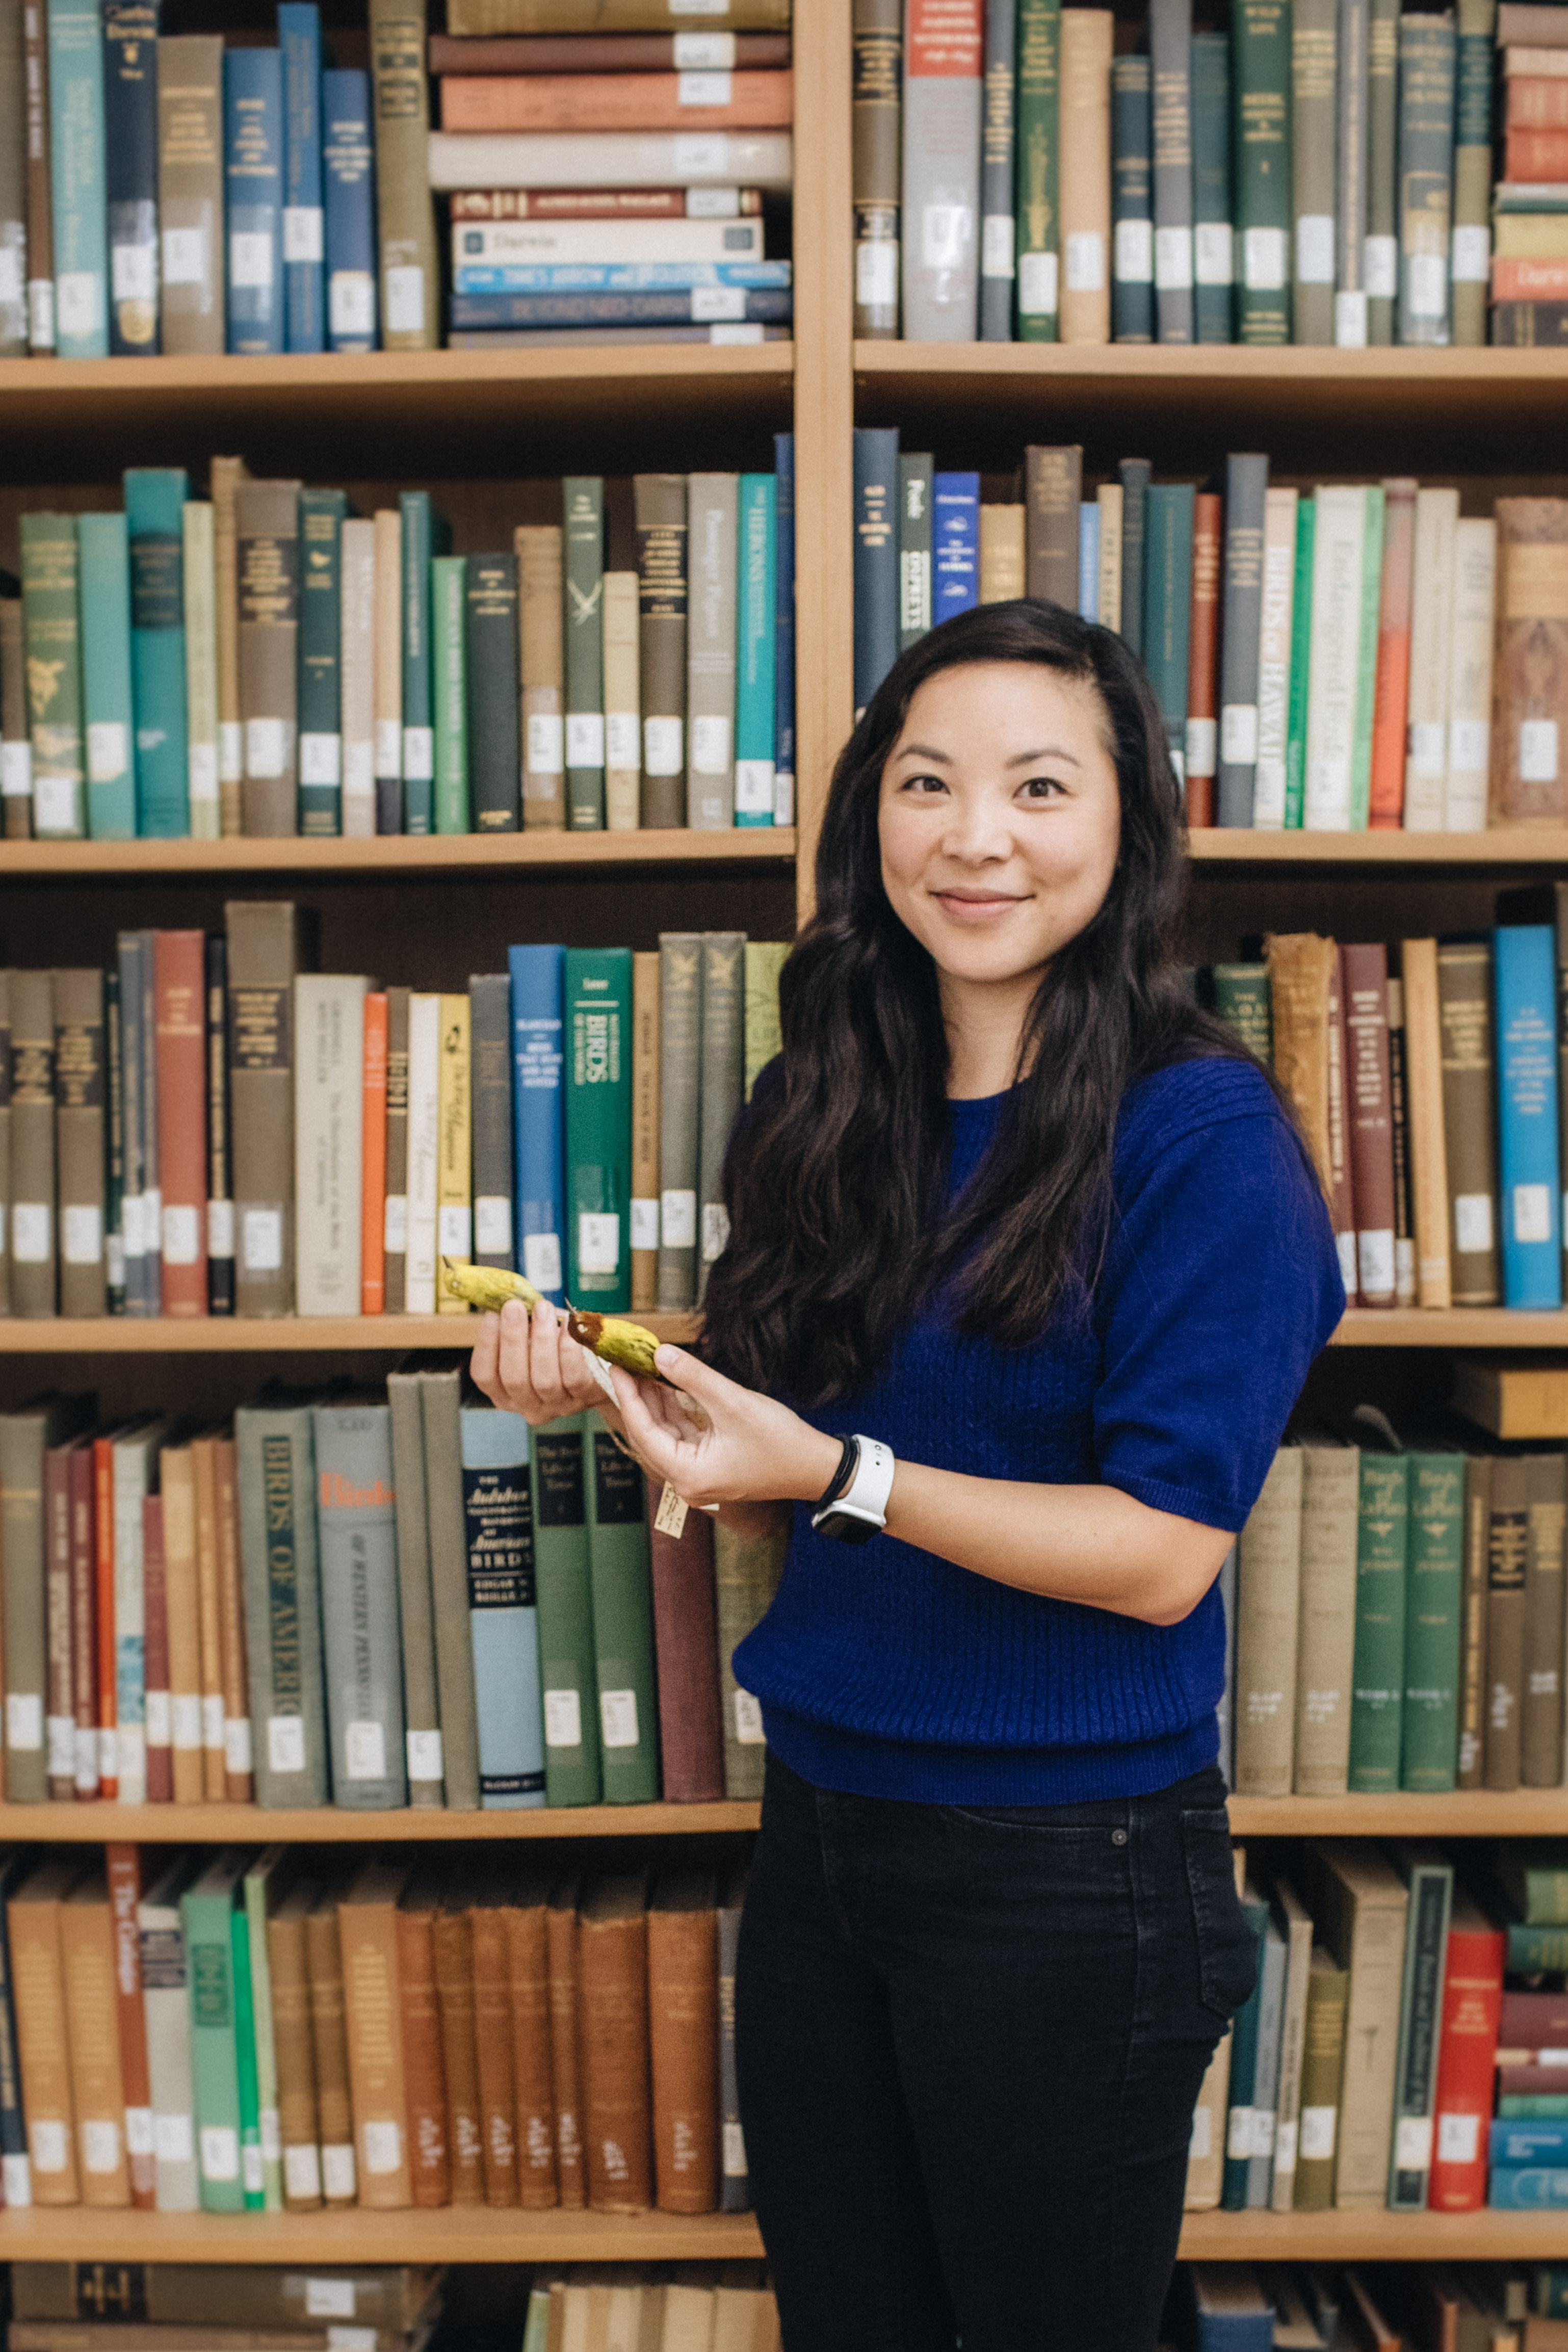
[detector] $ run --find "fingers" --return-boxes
[652,1345,737,1410]
[611,1367,684,1475]
[486,1297,604,1425]
[469,1312,501,1404]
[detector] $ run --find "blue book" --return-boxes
[123,468,191,838]
[1495,923,1562,1309]
[933,473,981,624]
[773,430,795,827]
[78,513,137,840]
[1078,502,1100,620]
[224,47,284,356]
[450,289,793,329]
[460,1404,546,1810]
[102,0,160,355]
[1489,2165,1568,2209]
[508,944,566,1307]
[278,4,326,354]
[453,259,794,294]
[48,0,110,359]
[734,473,775,828]
[1493,2120,1568,2164]
[321,69,377,352]
[852,427,899,719]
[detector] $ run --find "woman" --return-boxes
[472,599,1344,2350]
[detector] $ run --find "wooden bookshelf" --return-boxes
[0,1314,698,1353]
[0,831,795,877]
[1334,1309,1568,1346]
[0,1798,760,1842]
[1177,2209,1568,2262]
[1188,830,1568,864]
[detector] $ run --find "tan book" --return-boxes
[435,992,471,1314]
[1399,938,1453,1310]
[604,569,641,831]
[60,1867,132,2207]
[155,36,223,356]
[631,951,661,1314]
[1293,1435,1362,1796]
[978,506,1025,602]
[236,480,304,838]
[159,1444,203,1806]
[190,1435,226,1801]
[339,1858,414,2209]
[432,1888,485,2207]
[52,966,106,1319]
[340,516,377,837]
[1447,517,1498,830]
[226,899,300,1318]
[648,1868,718,2215]
[505,1870,558,2210]
[396,1873,450,2211]
[266,1878,324,2210]
[1492,498,1568,825]
[547,1871,586,2209]
[373,509,402,824]
[1293,1944,1350,2209]
[1523,1451,1565,1788]
[305,1884,357,2209]
[1269,1876,1317,2212]
[1453,1356,1568,1439]
[1292,1841,1409,2207]
[9,1856,84,2204]
[184,501,221,838]
[214,1436,252,1802]
[369,0,439,351]
[10,967,56,1318]
[1233,1445,1304,1797]
[471,1894,520,2208]
[1459,1451,1493,1790]
[518,524,566,829]
[1264,933,1337,1199]
[1059,9,1113,344]
[295,975,368,1315]
[1184,2033,1232,2210]
[1096,484,1123,629]
[1436,939,1502,1307]
[578,1871,652,2214]
[210,457,251,832]
[1,613,32,840]
[1402,487,1461,830]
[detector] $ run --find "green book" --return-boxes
[1141,484,1193,776]
[1500,2095,1568,2117]
[431,554,468,835]
[583,1413,658,1804]
[243,1846,288,2210]
[522,2288,552,2352]
[744,939,789,1099]
[564,946,632,1310]
[77,512,136,841]
[1348,1444,1409,1792]
[1400,1448,1465,1791]
[1233,0,1292,344]
[229,1899,265,2210]
[1366,0,1399,345]
[181,1848,249,2214]
[1348,484,1385,830]
[1211,963,1271,1062]
[400,490,435,834]
[21,511,85,838]
[734,472,776,827]
[1497,1848,1568,1924]
[530,1413,602,1808]
[1283,495,1315,829]
[897,453,933,652]
[1191,32,1234,344]
[1015,0,1061,342]
[123,468,191,839]
[563,475,605,831]
[297,488,346,838]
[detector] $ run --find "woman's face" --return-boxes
[877,660,1123,996]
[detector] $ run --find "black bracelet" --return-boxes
[814,1435,859,1513]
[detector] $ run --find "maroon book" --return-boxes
[67,1440,98,1798]
[1502,1989,1568,2046]
[645,1477,724,1802]
[43,1439,77,1801]
[142,1496,173,1804]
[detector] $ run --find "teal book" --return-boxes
[1220,1879,1271,2208]
[180,1848,248,2214]
[564,946,633,1311]
[48,0,110,359]
[1233,0,1292,343]
[432,555,468,834]
[584,1413,659,1804]
[229,1901,265,2210]
[1347,485,1385,831]
[1348,1444,1410,1791]
[1283,496,1315,829]
[530,1413,602,1807]
[1400,1448,1465,1791]
[298,487,346,838]
[735,473,776,827]
[123,468,191,839]
[400,490,435,835]
[1142,484,1194,778]
[460,1403,546,1810]
[77,512,137,840]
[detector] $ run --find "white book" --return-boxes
[112,1417,165,1804]
[428,130,794,194]
[1402,486,1460,830]
[404,993,441,1315]
[373,509,402,800]
[339,519,376,838]
[180,503,220,842]
[137,1851,203,2212]
[686,472,739,830]
[293,977,367,1317]
[1302,488,1368,830]
[603,570,641,832]
[1268,1876,1317,2211]
[452,216,764,268]
[1252,487,1299,830]
[1445,517,1497,831]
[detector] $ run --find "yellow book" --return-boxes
[1493,214,1568,258]
[744,941,789,1099]
[436,994,472,1314]
[979,506,1026,602]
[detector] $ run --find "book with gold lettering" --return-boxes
[236,1390,329,1809]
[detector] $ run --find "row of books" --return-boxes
[6,2264,444,2352]
[521,2271,779,2352]
[852,433,1568,834]
[0,1376,780,1816]
[4,459,797,842]
[0,920,787,1323]
[1175,2262,1567,2348]
[0,2,439,362]
[854,0,1518,348]
[0,1842,754,2216]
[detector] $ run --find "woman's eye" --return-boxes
[1018,774,1066,801]
[901,772,949,795]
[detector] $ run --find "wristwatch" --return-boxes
[811,1434,896,1546]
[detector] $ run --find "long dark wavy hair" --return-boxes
[701,598,1260,1404]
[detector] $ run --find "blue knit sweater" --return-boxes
[733,1053,1345,1803]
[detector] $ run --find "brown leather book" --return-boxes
[66,1438,95,1798]
[432,30,789,66]
[504,1866,558,2209]
[432,1879,485,2206]
[634,474,688,829]
[105,1844,155,2209]
[577,1869,653,2214]
[214,1436,252,1802]
[471,1891,520,2207]
[1024,447,1084,609]
[1184,493,1223,826]
[339,1857,415,2209]
[1263,935,1336,1200]
[396,1871,451,2210]
[518,523,566,830]
[210,458,251,833]
[1059,12,1113,345]
[647,1868,719,2214]
[190,1437,226,1800]
[142,1494,173,1804]
[225,900,301,1317]
[159,1444,203,1805]
[1339,943,1396,1308]
[266,1877,324,2210]
[1436,939,1502,1308]
[53,969,106,1318]
[715,1521,786,1799]
[1457,1451,1493,1790]
[1486,1451,1532,1791]
[305,1879,358,2208]
[1384,975,1416,1305]
[0,971,12,1309]
[1399,938,1452,1310]
[546,1869,586,2208]
[645,1476,724,1802]
[152,932,209,1320]
[1524,1450,1566,1786]
[1325,951,1356,1297]
[631,951,660,1313]
[369,0,439,353]
[236,480,304,837]
[44,1435,76,1801]
[11,966,57,1317]
[60,1865,132,2207]
[155,36,224,356]
[442,67,793,131]
[10,1856,83,2203]
[383,986,411,1314]
[1491,498,1568,826]
[22,1,51,357]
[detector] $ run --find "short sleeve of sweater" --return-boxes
[1092,1057,1345,1532]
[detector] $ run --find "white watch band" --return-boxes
[836,1435,895,1529]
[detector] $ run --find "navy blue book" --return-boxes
[773,430,795,827]
[853,427,899,720]
[933,474,980,623]
[102,1,161,357]
[1496,922,1563,1309]
[321,67,377,352]
[278,4,326,354]
[508,944,566,1308]
[224,47,284,355]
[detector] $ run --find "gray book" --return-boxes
[312,1396,408,1811]
[0,0,22,356]
[138,1849,204,2213]
[901,17,981,338]
[563,475,606,831]
[685,473,738,831]
[696,932,745,1308]
[419,1366,481,1811]
[898,453,934,652]
[1335,0,1370,345]
[1117,459,1152,660]
[1215,453,1270,828]
[1246,1912,1288,2206]
[979,0,1016,339]
[0,1391,93,1800]
[1150,0,1194,343]
[718,1857,749,2211]
[468,974,513,1274]
[1395,13,1456,349]
[1365,0,1399,344]
[656,931,702,1313]
[715,1520,787,1800]
[386,1367,443,1807]
[1292,0,1338,345]
[236,1388,329,1809]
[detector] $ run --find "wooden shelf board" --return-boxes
[0,832,795,879]
[1227,1789,1568,1835]
[0,1798,759,1842]
[0,2204,766,2263]
[1177,2207,1568,2260]
[1332,1310,1568,1347]
[856,343,1568,388]
[0,1314,698,1353]
[1188,830,1568,865]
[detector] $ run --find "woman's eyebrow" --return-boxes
[1006,745,1081,767]
[890,742,954,763]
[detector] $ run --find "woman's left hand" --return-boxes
[611,1347,842,1510]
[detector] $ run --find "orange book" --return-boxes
[472,1897,520,2209]
[142,1496,173,1804]
[152,931,208,1318]
[647,1868,719,2215]
[158,1445,204,1806]
[1369,478,1417,829]
[1185,493,1222,827]
[1493,254,1568,301]
[396,1874,450,2211]
[214,1438,252,1802]
[90,1438,115,1800]
[338,1859,415,2209]
[60,1866,132,2207]
[361,992,388,1315]
[105,1845,155,2209]
[506,1871,558,2209]
[439,68,794,135]
[546,1872,586,2210]
[9,1857,83,2204]
[577,1871,653,2215]
[190,1437,227,1801]
[433,1894,485,2207]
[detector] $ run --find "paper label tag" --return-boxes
[1299,2104,1337,2160]
[438,1203,473,1259]
[702,1203,731,1262]
[385,265,426,334]
[1395,2113,1434,2170]
[631,1197,661,1250]
[221,720,243,782]
[674,31,735,64]
[225,1715,252,1772]
[375,718,401,777]
[62,1204,101,1267]
[693,282,747,320]
[1018,249,1059,316]
[3,2152,31,2207]
[1194,221,1233,285]
[87,720,128,783]
[361,2119,402,2175]
[723,2120,748,2176]
[692,712,732,773]
[1226,2104,1256,2160]
[1114,218,1153,284]
[475,1195,513,1256]
[661,1189,697,1248]
[674,132,728,175]
[1244,225,1287,290]
[56,270,102,337]
[384,1194,408,1255]
[47,1714,74,1778]
[162,1203,199,1266]
[161,224,206,285]
[981,213,1015,279]
[330,272,375,336]
[29,2120,67,2174]
[34,773,76,833]
[1185,717,1218,776]
[202,1693,224,1752]
[1357,1227,1396,1297]
[208,1197,236,1261]
[1064,230,1105,293]
[1364,232,1398,297]
[1522,718,1560,782]
[734,1688,765,1743]
[11,1693,45,1754]
[344,1719,386,1781]
[286,2145,324,2201]
[1408,251,1446,318]
[606,712,639,769]
[283,205,324,263]
[300,733,341,787]
[11,1204,48,1265]
[1335,288,1368,346]
[644,715,684,775]
[1515,1182,1553,1243]
[735,756,774,815]
[599,1689,640,1749]
[523,1230,563,1293]
[1220,704,1259,765]
[655,1483,690,1539]
[579,1211,620,1274]
[243,1207,283,1273]
[679,68,732,103]
[528,712,565,774]
[856,240,898,306]
[1154,226,1193,290]
[566,712,605,768]
[189,742,219,803]
[1437,2110,1480,2163]
[201,2125,240,2182]
[172,1693,202,1751]
[144,1691,171,1745]
[407,1727,443,1783]
[111,239,155,304]
[1297,214,1335,283]
[403,725,434,781]
[1,741,32,797]
[1407,718,1446,776]
[242,2142,265,2194]
[322,2144,357,2199]
[1449,718,1488,771]
[269,1714,306,1774]
[1452,223,1490,282]
[230,231,274,290]
[246,716,289,779]
[306,2283,357,2322]
[544,1689,583,1748]
[1188,2106,1212,2159]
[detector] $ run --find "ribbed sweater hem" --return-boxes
[761,1702,1221,1805]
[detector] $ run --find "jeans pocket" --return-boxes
[1181,1808,1257,2026]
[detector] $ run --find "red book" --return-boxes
[153,930,208,1319]
[1340,944,1397,1309]
[1501,1989,1568,2045]
[106,1845,156,2209]
[1428,1890,1505,2210]
[91,1434,117,1799]
[43,1439,77,1802]
[1368,479,1416,828]
[1493,254,1568,301]
[644,1475,724,1801]
[1507,71,1568,123]
[142,1497,173,1805]
[1184,492,1222,827]
[70,1442,107,1799]
[361,992,388,1316]
[439,69,794,135]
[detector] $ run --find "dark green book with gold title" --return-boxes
[1234,0,1292,343]
[464,552,520,834]
[585,1415,658,1805]
[297,488,346,838]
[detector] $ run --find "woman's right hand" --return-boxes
[469,1295,627,1430]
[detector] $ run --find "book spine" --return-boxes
[400,489,434,834]
[295,973,366,1316]
[266,1905,322,2209]
[505,1902,556,2210]
[646,1477,723,1800]
[338,1885,414,2206]
[1429,1923,1505,2210]
[1334,0,1369,346]
[1388,1863,1453,2208]
[142,1494,172,1804]
[313,1403,409,1809]
[564,947,632,1310]
[1191,30,1234,344]
[432,555,469,832]
[634,472,687,826]
[546,1894,584,2208]
[1401,1452,1466,1789]
[104,1440,140,1802]
[203,936,233,1315]
[236,1404,328,1806]
[564,475,607,830]
[897,451,933,650]
[1523,1456,1565,1786]
[1234,0,1292,342]
[139,1886,198,2210]
[715,1522,786,1797]
[648,1894,718,2212]
[853,429,899,715]
[10,967,56,1319]
[382,983,409,1310]
[531,1415,601,1807]
[1118,458,1150,657]
[47,0,107,358]
[22,0,53,354]
[1024,442,1082,606]
[1251,486,1297,828]
[1182,490,1220,817]
[509,944,566,1304]
[396,1903,448,2208]
[152,931,207,1319]
[181,1878,245,2212]
[54,966,106,1319]
[1058,10,1111,346]
[1496,923,1562,1308]
[125,468,192,840]
[852,0,901,335]
[369,0,438,352]
[21,512,84,838]
[322,69,377,351]
[1456,1453,1490,1789]
[585,1419,659,1802]
[1397,12,1456,347]
[305,1902,357,2207]
[1142,484,1193,777]
[278,3,325,354]
[461,1407,546,1809]
[1293,1447,1356,1797]
[1446,517,1497,830]
[933,471,980,618]
[373,506,402,833]
[435,989,472,1308]
[685,472,738,828]
[1341,942,1396,1305]
[236,484,301,838]
[210,456,246,827]
[603,568,640,830]
[77,511,135,841]
[1450,0,1495,345]
[223,47,284,357]
[441,67,794,135]
[656,930,700,1312]
[47,1443,77,1797]
[297,488,346,837]
[1292,0,1337,344]
[1150,0,1193,342]
[465,552,522,833]
[1348,1449,1410,1790]
[385,1371,442,1804]
[1353,492,1385,826]
[102,0,158,355]
[1233,1447,1304,1795]
[978,0,1015,338]
[1487,1455,1530,1791]
[0,1,21,357]
[903,0,983,341]
[229,1897,265,2207]
[182,501,220,835]
[1110,56,1153,340]
[1015,0,1060,341]
[1216,452,1268,827]
[469,971,513,1275]
[404,991,439,1313]
[1368,478,1416,826]
[1301,487,1367,830]
[1492,500,1568,829]
[214,1440,250,1800]
[1220,1894,1269,2206]
[734,473,775,824]
[60,1881,133,2207]
[1,597,34,831]
[1283,494,1315,825]
[470,1904,518,2205]
[433,1905,484,2205]
[161,1447,202,1803]
[1365,0,1398,341]
[579,1900,652,2213]
[156,36,223,358]
[631,951,660,1308]
[518,522,565,830]
[697,929,743,1305]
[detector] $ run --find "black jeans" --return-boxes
[735,1750,1257,2352]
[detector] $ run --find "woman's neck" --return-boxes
[940,968,1041,1101]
